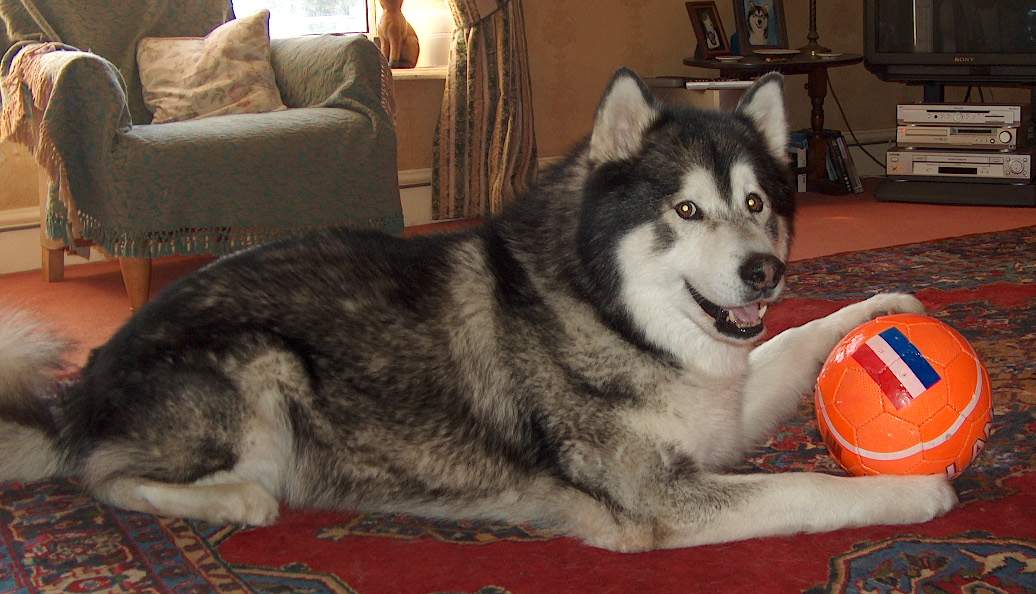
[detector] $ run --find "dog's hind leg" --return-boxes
[84,347,304,526]
[84,408,287,526]
[741,293,924,447]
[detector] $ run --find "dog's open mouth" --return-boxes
[686,283,767,339]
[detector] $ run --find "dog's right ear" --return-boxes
[589,68,659,163]
[736,72,788,161]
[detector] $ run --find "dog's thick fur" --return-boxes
[0,71,956,551]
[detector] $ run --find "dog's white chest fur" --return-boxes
[625,374,745,470]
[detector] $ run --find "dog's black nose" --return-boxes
[739,253,785,291]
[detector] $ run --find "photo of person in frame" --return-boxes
[686,2,732,58]
[700,10,722,49]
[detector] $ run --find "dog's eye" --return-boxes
[674,201,701,220]
[745,193,764,213]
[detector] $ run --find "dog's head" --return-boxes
[577,69,793,364]
[748,5,769,30]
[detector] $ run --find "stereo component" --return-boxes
[896,125,1016,150]
[886,149,1031,182]
[897,104,1023,127]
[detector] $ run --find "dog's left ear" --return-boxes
[736,72,788,161]
[590,68,659,163]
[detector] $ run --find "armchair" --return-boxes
[0,0,402,309]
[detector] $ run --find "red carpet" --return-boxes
[1,226,1035,593]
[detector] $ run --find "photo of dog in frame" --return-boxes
[734,0,789,53]
[0,70,957,552]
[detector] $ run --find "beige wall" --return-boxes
[0,142,37,211]
[394,78,444,171]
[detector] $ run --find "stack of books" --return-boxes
[825,131,864,194]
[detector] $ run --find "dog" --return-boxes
[0,70,956,552]
[747,4,770,46]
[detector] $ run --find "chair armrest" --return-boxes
[2,44,131,178]
[270,35,394,119]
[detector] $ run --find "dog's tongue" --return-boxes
[728,304,762,326]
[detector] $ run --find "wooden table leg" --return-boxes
[42,246,64,282]
[805,66,845,194]
[119,257,152,312]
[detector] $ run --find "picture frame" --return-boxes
[685,2,732,59]
[732,0,789,54]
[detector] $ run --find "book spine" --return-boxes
[794,146,807,192]
[827,136,852,192]
[836,135,864,193]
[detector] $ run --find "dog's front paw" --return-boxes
[860,292,926,318]
[833,293,925,334]
[860,474,958,526]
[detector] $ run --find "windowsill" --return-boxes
[392,66,448,81]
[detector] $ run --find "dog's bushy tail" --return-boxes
[0,310,69,482]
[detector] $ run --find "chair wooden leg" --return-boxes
[42,246,64,282]
[119,257,152,311]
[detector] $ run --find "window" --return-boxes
[391,0,452,67]
[233,0,453,67]
[233,0,373,37]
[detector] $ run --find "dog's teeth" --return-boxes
[726,312,746,328]
[759,304,768,316]
[725,310,755,328]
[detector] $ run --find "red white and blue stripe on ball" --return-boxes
[851,327,942,410]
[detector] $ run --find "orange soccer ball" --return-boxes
[814,313,992,478]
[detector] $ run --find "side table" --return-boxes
[683,53,864,194]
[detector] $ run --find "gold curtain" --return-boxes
[432,0,536,219]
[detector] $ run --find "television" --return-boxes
[864,0,1036,85]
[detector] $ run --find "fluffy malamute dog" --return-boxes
[0,71,955,551]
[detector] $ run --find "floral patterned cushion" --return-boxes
[137,10,286,124]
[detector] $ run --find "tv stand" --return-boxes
[920,83,1036,116]
[876,179,1036,207]
[923,83,944,103]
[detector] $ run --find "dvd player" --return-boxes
[896,125,1017,150]
[886,149,1031,182]
[897,104,1023,127]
